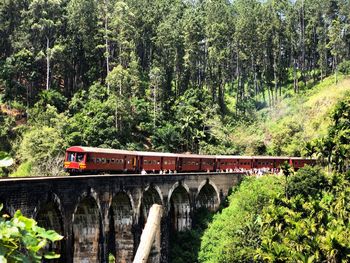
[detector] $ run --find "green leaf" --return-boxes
[44,251,61,259]
[38,230,63,242]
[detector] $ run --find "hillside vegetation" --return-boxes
[173,84,350,263]
[199,167,350,263]
[198,88,350,262]
[224,76,350,156]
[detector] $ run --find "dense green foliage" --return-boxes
[257,172,350,262]
[0,204,63,262]
[199,96,350,262]
[199,176,284,263]
[286,166,328,198]
[307,94,350,172]
[1,0,350,175]
[199,167,350,263]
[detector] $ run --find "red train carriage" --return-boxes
[64,146,316,175]
[199,156,216,172]
[290,157,315,170]
[216,156,253,171]
[252,156,290,171]
[64,146,138,173]
[177,154,216,172]
[138,152,176,172]
[273,157,291,170]
[178,156,200,172]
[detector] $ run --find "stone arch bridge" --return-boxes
[0,172,242,263]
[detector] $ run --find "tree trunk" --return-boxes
[235,50,240,115]
[104,0,110,94]
[46,36,50,90]
[293,58,298,93]
[273,56,278,103]
[133,205,162,263]
[153,84,157,129]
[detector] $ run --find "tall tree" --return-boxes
[26,0,63,90]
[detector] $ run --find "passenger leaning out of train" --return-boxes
[76,153,84,162]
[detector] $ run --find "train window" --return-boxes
[96,158,101,164]
[76,153,84,162]
[164,161,168,165]
[102,158,106,164]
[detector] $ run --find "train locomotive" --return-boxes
[64,146,316,175]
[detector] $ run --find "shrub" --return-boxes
[0,204,63,261]
[287,166,328,198]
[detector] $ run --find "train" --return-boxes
[63,146,316,175]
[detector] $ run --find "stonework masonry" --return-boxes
[0,173,242,263]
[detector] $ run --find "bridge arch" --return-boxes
[139,184,163,223]
[137,184,163,263]
[168,182,191,231]
[35,193,65,263]
[72,188,103,263]
[196,179,220,211]
[107,191,134,263]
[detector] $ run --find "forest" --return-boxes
[1,0,350,176]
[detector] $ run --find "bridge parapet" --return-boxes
[0,173,242,263]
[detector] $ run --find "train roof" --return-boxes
[215,155,253,159]
[252,156,290,160]
[67,146,177,157]
[290,156,316,160]
[67,146,220,158]
[66,146,316,160]
[67,146,136,155]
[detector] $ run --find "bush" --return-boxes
[0,204,63,261]
[37,90,67,113]
[10,161,32,177]
[338,60,350,75]
[287,166,328,198]
[199,176,283,263]
[257,172,350,262]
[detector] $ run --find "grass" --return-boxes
[10,161,32,177]
[221,75,350,156]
